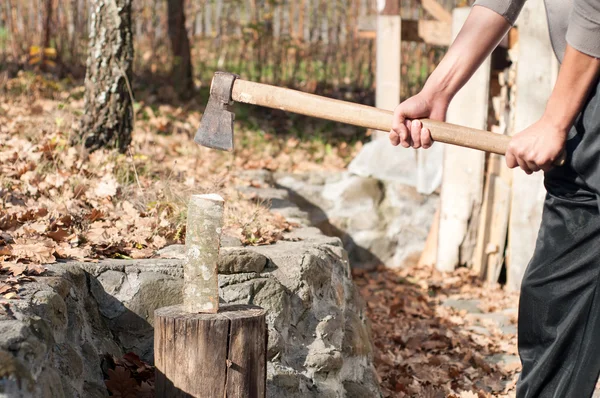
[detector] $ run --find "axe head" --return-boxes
[194,72,239,151]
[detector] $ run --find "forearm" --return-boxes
[423,6,510,101]
[543,45,600,132]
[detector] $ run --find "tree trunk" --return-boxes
[40,0,53,71]
[167,0,193,99]
[79,0,134,153]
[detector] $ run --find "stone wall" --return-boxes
[0,171,381,398]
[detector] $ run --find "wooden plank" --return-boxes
[436,7,489,272]
[374,12,401,137]
[506,0,558,291]
[472,151,513,280]
[418,206,440,267]
[420,0,452,24]
[417,20,451,46]
[486,174,511,284]
[358,16,451,46]
[472,156,496,276]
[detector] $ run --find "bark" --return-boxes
[167,0,194,99]
[79,0,134,153]
[40,0,52,71]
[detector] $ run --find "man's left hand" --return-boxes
[505,118,568,174]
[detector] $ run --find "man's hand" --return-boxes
[505,118,568,174]
[389,93,449,149]
[388,6,511,150]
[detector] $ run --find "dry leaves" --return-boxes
[354,263,521,398]
[0,261,45,300]
[103,352,154,398]
[1,74,355,265]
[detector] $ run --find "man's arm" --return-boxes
[506,45,600,173]
[506,0,600,173]
[390,6,511,148]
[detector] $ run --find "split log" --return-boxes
[155,304,267,398]
[183,194,224,313]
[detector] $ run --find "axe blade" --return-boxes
[194,72,238,151]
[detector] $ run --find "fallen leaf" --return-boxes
[93,175,118,198]
[104,366,139,398]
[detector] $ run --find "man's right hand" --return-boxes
[389,92,449,149]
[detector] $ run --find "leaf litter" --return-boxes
[1,73,359,297]
[353,262,521,397]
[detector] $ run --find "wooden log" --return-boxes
[184,194,224,314]
[155,304,267,398]
[374,0,401,138]
[436,7,489,272]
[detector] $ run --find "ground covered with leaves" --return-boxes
[0,72,363,269]
[354,263,521,398]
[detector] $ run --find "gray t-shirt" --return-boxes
[474,0,600,62]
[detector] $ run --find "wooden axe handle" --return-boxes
[232,79,566,165]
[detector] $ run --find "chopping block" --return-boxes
[154,194,267,398]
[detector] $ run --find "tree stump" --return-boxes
[154,304,267,398]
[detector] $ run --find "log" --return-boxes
[155,304,267,398]
[184,194,224,313]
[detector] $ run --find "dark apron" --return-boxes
[517,77,600,397]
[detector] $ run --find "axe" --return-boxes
[195,72,565,166]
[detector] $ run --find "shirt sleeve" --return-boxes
[473,0,526,25]
[566,0,600,58]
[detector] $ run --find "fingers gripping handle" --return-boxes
[230,78,566,166]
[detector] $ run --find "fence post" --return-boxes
[154,194,267,397]
[436,7,489,272]
[506,0,558,291]
[374,0,401,138]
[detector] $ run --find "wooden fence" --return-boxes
[0,0,470,97]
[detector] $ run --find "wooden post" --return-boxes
[155,304,267,397]
[184,194,224,313]
[507,0,558,291]
[374,0,401,138]
[436,7,489,272]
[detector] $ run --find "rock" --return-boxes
[218,249,268,274]
[305,349,343,372]
[442,298,484,314]
[155,244,185,259]
[321,174,382,213]
[156,235,243,260]
[221,234,243,248]
[348,137,418,186]
[0,178,380,398]
[275,171,438,268]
